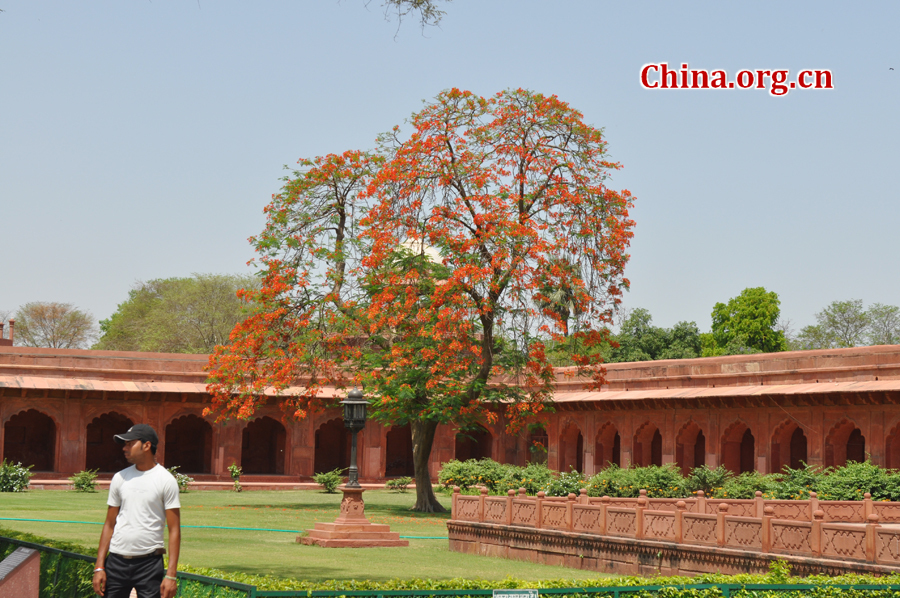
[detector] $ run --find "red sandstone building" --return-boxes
[2,342,900,483]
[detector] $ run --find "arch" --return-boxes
[455,424,493,462]
[721,420,755,474]
[675,420,706,475]
[558,422,583,472]
[771,419,808,472]
[594,422,620,470]
[314,418,351,474]
[385,424,414,477]
[86,412,134,472]
[887,422,900,470]
[4,409,56,471]
[633,421,662,467]
[825,419,865,467]
[241,416,286,474]
[165,414,213,473]
[527,427,549,465]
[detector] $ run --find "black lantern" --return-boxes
[341,388,368,488]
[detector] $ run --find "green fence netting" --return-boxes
[0,536,253,598]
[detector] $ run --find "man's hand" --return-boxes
[160,576,177,598]
[92,569,106,596]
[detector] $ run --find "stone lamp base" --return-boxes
[299,486,409,548]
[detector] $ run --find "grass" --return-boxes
[0,488,616,582]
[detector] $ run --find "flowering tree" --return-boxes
[206,89,635,512]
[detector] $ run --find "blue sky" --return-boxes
[1,1,898,335]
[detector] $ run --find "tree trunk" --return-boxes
[410,418,447,513]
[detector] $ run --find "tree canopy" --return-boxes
[94,273,258,354]
[13,302,97,349]
[606,308,701,362]
[794,299,899,350]
[206,88,635,511]
[706,287,786,355]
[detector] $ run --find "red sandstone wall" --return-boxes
[3,345,900,479]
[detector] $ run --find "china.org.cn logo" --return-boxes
[640,63,833,97]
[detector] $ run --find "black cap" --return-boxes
[114,424,159,447]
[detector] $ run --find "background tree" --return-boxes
[706,287,786,355]
[13,302,98,349]
[795,300,897,349]
[207,89,635,512]
[867,303,900,346]
[380,0,451,29]
[95,273,258,354]
[813,299,869,348]
[607,308,700,362]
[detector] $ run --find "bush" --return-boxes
[817,459,900,501]
[772,463,826,500]
[496,462,554,495]
[167,465,194,493]
[686,465,733,496]
[719,470,776,499]
[385,476,413,492]
[313,468,346,493]
[540,468,588,497]
[69,469,99,492]
[437,459,510,492]
[0,460,33,492]
[587,464,687,498]
[227,462,242,492]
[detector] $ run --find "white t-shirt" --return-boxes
[107,463,180,557]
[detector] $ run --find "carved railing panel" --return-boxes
[643,510,677,541]
[723,516,762,550]
[483,497,507,524]
[766,501,812,521]
[511,499,537,527]
[682,513,718,546]
[541,502,569,531]
[707,499,756,517]
[876,527,900,565]
[647,498,697,513]
[572,505,603,534]
[819,501,865,523]
[606,507,638,537]
[873,502,900,523]
[770,520,814,556]
[455,496,480,522]
[820,524,867,560]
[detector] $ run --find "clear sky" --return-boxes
[1,1,898,335]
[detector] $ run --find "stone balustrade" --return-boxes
[450,487,900,570]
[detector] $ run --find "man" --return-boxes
[92,424,181,598]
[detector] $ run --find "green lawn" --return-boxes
[0,489,614,582]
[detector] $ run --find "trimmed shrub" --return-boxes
[0,460,33,492]
[385,476,413,492]
[227,462,242,492]
[69,469,99,492]
[167,465,194,493]
[686,465,733,496]
[313,468,346,493]
[438,459,509,492]
[496,462,554,495]
[540,468,588,497]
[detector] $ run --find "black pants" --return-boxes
[105,552,165,598]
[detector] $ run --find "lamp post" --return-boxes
[299,387,408,547]
[341,388,367,488]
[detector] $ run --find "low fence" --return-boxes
[9,533,900,597]
[0,536,254,598]
[451,488,900,572]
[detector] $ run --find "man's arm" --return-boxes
[93,506,119,596]
[160,508,181,598]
